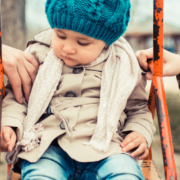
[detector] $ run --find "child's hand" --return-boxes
[120,131,149,160]
[0,126,16,152]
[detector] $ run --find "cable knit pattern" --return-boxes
[87,0,104,20]
[45,0,131,45]
[54,0,67,13]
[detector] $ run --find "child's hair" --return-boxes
[45,0,131,45]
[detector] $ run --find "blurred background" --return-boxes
[0,0,180,179]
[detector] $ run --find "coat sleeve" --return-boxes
[1,46,35,140]
[1,29,52,140]
[2,83,28,140]
[121,75,156,148]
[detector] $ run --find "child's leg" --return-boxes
[81,154,144,180]
[20,145,75,180]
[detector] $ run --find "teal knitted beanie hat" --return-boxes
[45,0,131,45]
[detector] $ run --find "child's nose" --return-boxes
[62,44,76,54]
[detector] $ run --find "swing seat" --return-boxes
[140,160,162,180]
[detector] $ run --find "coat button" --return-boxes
[65,91,76,97]
[60,121,65,130]
[73,67,83,74]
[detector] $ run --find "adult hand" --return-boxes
[2,44,39,103]
[135,48,180,80]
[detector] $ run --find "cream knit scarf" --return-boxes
[6,37,141,164]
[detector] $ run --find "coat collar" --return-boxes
[27,28,52,48]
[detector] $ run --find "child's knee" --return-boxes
[20,157,68,180]
[96,154,144,180]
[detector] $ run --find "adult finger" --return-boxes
[138,54,149,71]
[7,69,24,104]
[17,62,32,102]
[3,57,24,103]
[138,149,149,160]
[135,48,153,71]
[145,72,153,80]
[23,52,39,71]
[20,53,39,101]
[135,51,149,71]
[22,57,38,84]
[130,143,147,158]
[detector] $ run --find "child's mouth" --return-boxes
[62,56,73,61]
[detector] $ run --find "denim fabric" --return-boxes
[20,144,144,180]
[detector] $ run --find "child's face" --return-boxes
[52,29,106,67]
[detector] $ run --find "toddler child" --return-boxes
[1,0,155,179]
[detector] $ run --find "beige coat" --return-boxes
[2,29,155,163]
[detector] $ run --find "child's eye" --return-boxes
[57,34,66,40]
[78,41,90,46]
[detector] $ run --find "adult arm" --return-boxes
[135,48,180,80]
[2,44,39,103]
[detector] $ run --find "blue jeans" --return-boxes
[20,144,144,180]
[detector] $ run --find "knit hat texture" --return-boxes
[45,0,131,45]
